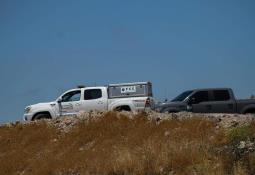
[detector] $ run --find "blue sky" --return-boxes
[0,0,255,122]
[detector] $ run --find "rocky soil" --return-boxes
[15,111,255,132]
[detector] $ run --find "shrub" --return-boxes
[227,124,255,143]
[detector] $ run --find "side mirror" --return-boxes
[57,97,63,103]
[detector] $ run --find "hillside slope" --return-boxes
[0,112,255,175]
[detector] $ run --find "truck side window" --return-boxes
[62,90,81,102]
[84,89,102,100]
[213,90,230,101]
[190,91,209,104]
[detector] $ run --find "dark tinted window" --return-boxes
[191,91,209,104]
[172,90,193,102]
[84,89,102,100]
[62,90,81,102]
[213,90,230,101]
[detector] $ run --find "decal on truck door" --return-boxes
[61,103,73,112]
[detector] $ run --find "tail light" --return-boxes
[145,98,151,107]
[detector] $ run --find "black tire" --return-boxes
[165,111,178,114]
[244,109,255,115]
[33,113,51,120]
[115,106,131,112]
[161,108,177,113]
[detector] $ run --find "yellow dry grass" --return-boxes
[0,112,254,175]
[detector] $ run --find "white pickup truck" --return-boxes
[23,82,154,121]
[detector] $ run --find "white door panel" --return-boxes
[59,90,82,116]
[81,88,107,111]
[81,99,107,111]
[60,102,81,116]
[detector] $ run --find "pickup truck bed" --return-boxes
[236,99,255,113]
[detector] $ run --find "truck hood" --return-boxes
[236,99,255,103]
[155,101,186,111]
[29,101,57,109]
[159,101,186,108]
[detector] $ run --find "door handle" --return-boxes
[97,101,104,104]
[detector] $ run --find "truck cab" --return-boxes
[57,87,108,116]
[159,88,255,114]
[186,88,236,113]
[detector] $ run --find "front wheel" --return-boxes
[161,108,178,113]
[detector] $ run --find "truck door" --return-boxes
[189,91,211,113]
[81,88,107,112]
[59,90,82,116]
[209,90,236,113]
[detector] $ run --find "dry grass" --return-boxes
[0,112,254,175]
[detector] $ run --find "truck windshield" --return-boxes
[171,90,193,102]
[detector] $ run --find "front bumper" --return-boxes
[23,113,33,121]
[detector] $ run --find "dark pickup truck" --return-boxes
[158,88,255,114]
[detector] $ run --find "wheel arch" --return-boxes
[160,107,179,113]
[32,111,52,121]
[114,105,132,111]
[242,107,255,114]
[109,101,135,112]
[241,104,255,114]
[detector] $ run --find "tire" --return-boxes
[33,113,51,120]
[244,109,255,115]
[166,111,178,114]
[161,108,177,113]
[114,106,131,112]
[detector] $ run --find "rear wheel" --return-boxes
[33,113,51,121]
[244,109,255,115]
[115,106,131,112]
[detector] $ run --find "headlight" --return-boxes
[24,106,31,114]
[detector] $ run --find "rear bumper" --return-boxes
[135,106,154,113]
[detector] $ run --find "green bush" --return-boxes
[227,125,255,142]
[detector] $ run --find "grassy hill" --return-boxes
[0,112,255,175]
